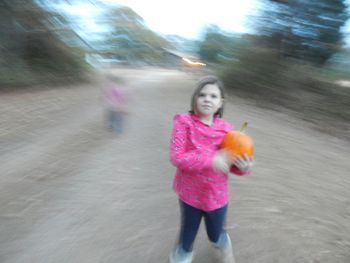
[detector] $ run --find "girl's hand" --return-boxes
[213,150,233,174]
[233,154,254,171]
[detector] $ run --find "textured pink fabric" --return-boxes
[105,83,128,112]
[170,113,250,212]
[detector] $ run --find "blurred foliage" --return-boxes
[0,0,190,87]
[323,49,350,80]
[0,0,90,87]
[197,18,350,140]
[198,25,245,64]
[198,25,226,62]
[253,0,348,65]
[94,4,173,65]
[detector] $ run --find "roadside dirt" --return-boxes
[1,67,349,263]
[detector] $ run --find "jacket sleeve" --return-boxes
[170,114,216,172]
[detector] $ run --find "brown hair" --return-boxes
[189,75,225,117]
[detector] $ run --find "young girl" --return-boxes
[169,76,253,263]
[103,76,128,134]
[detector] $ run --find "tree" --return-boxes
[254,0,348,65]
[0,0,87,86]
[99,5,172,64]
[197,25,240,63]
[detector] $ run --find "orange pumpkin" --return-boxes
[220,122,254,157]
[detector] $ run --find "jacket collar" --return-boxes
[190,113,220,128]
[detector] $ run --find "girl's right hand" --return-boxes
[232,154,254,172]
[212,150,233,174]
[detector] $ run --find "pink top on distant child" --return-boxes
[105,83,128,111]
[170,113,250,212]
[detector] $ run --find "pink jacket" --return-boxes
[105,83,128,112]
[170,113,250,212]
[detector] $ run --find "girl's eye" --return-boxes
[211,95,218,99]
[198,93,205,97]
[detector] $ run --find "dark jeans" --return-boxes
[178,200,228,252]
[108,110,123,133]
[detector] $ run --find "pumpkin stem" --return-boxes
[240,122,248,132]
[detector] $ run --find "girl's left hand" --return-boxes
[232,154,254,171]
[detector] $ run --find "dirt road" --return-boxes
[1,68,350,263]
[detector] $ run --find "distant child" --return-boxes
[103,76,128,134]
[169,76,254,263]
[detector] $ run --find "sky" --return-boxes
[100,0,261,39]
[54,0,350,45]
[55,0,261,40]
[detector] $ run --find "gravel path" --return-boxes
[1,68,349,263]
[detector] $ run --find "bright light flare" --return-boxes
[182,57,206,66]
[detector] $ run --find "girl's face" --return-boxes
[195,84,223,118]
